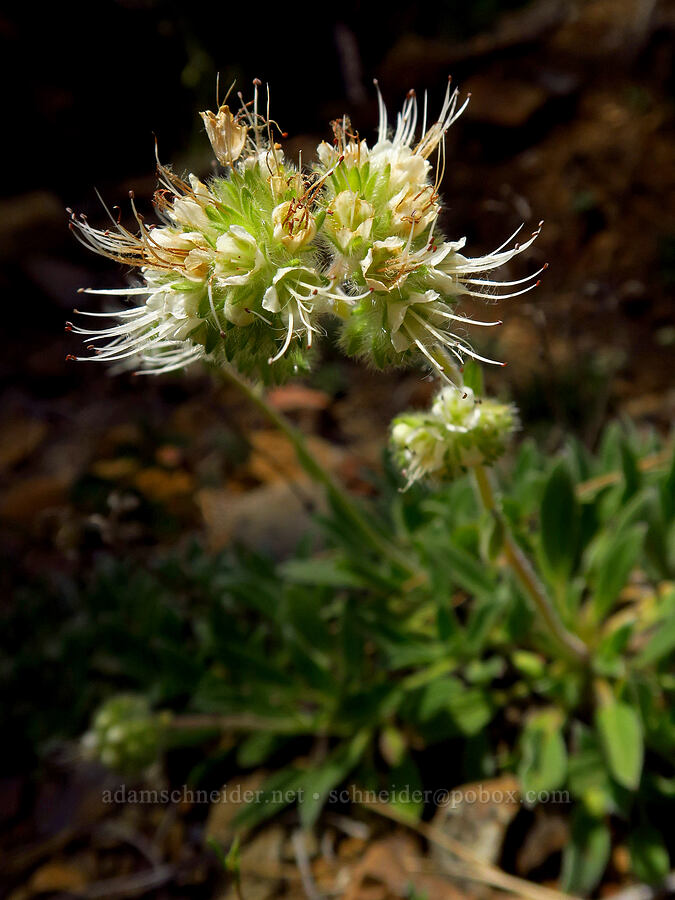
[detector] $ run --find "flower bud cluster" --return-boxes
[390,386,517,487]
[81,695,164,774]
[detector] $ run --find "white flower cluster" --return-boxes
[69,79,542,384]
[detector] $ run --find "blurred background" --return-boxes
[1,0,674,895]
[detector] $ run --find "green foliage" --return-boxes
[560,809,611,896]
[518,709,567,798]
[3,421,674,890]
[595,699,644,791]
[628,825,670,885]
[539,460,580,584]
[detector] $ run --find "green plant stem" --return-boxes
[422,341,589,665]
[473,464,589,665]
[167,713,347,737]
[219,365,423,581]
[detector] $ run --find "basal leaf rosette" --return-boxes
[390,386,518,487]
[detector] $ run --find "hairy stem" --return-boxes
[473,464,589,665]
[424,341,589,665]
[219,365,423,581]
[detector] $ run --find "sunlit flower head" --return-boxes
[68,79,542,385]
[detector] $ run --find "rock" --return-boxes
[28,860,88,894]
[246,429,344,485]
[516,809,569,874]
[431,775,521,892]
[204,772,267,847]
[0,475,70,523]
[344,834,467,900]
[198,479,327,556]
[0,418,47,472]
[266,385,331,412]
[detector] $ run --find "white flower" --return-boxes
[391,419,447,487]
[387,289,440,352]
[69,78,543,383]
[272,200,317,252]
[326,190,374,252]
[427,224,547,302]
[431,385,480,429]
[360,238,408,291]
[262,266,326,361]
[316,137,369,170]
[388,184,437,238]
[215,225,265,286]
[68,276,205,375]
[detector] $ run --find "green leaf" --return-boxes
[567,723,631,817]
[594,623,633,676]
[224,835,242,874]
[661,447,675,521]
[388,754,424,822]
[298,730,370,829]
[620,440,641,502]
[595,700,644,790]
[480,514,505,562]
[417,677,493,736]
[436,602,459,642]
[628,825,670,885]
[236,732,281,768]
[379,724,407,768]
[443,542,496,598]
[634,610,675,668]
[233,766,307,831]
[511,650,546,679]
[518,710,567,798]
[591,524,646,620]
[464,591,507,655]
[540,461,580,582]
[560,810,611,896]
[599,421,623,470]
[279,556,363,589]
[206,836,232,873]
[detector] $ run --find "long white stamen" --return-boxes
[207,279,221,332]
[79,287,153,297]
[463,263,547,287]
[268,310,294,364]
[431,308,502,327]
[411,335,454,384]
[458,281,541,301]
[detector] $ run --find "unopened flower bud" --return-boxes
[82,695,163,775]
[390,386,517,487]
